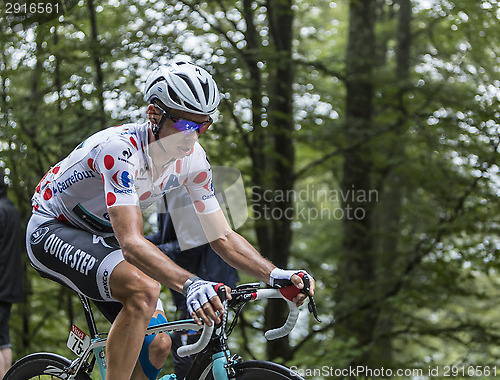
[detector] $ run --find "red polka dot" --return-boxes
[106,192,116,206]
[52,166,60,174]
[88,159,95,171]
[43,188,53,200]
[139,191,152,201]
[194,200,205,213]
[193,171,207,184]
[130,137,138,150]
[104,155,114,170]
[175,160,181,174]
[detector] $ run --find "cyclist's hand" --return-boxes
[270,268,315,307]
[185,279,231,326]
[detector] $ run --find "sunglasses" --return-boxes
[155,104,213,135]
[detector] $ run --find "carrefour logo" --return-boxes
[121,171,132,188]
[112,171,133,188]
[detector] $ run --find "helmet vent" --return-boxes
[185,102,202,112]
[178,74,200,103]
[200,80,210,103]
[146,76,166,96]
[167,85,181,105]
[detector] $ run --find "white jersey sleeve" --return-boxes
[94,137,141,208]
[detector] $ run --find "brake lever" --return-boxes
[228,283,260,308]
[300,274,322,323]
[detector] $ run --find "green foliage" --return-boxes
[2,0,500,376]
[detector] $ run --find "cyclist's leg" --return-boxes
[147,308,172,371]
[107,260,171,380]
[133,306,172,380]
[94,299,172,380]
[27,216,171,380]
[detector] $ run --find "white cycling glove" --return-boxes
[183,276,218,316]
[269,268,311,288]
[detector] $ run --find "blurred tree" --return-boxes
[335,0,377,367]
[330,0,500,370]
[2,0,500,373]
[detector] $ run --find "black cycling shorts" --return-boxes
[27,213,124,303]
[26,213,165,322]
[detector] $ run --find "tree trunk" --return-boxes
[243,0,270,259]
[262,0,295,361]
[371,0,412,365]
[53,26,64,135]
[86,0,105,130]
[336,0,377,367]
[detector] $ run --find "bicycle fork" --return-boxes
[211,349,241,379]
[93,344,107,379]
[211,286,240,380]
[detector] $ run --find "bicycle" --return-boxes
[5,276,320,380]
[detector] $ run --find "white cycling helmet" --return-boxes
[144,61,221,115]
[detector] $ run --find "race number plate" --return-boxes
[67,324,91,357]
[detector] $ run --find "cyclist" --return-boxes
[26,60,315,380]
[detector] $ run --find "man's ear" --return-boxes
[147,104,159,124]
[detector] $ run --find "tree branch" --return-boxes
[294,57,346,82]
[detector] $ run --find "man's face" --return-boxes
[153,106,212,159]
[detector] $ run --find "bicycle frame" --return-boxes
[68,295,211,380]
[67,284,301,380]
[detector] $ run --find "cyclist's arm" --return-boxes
[108,204,193,294]
[108,204,224,325]
[199,209,314,305]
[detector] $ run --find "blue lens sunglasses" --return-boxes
[154,103,213,135]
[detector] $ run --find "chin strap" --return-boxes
[151,110,168,153]
[151,125,160,141]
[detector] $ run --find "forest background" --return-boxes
[1,0,500,378]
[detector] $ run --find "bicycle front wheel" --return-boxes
[4,352,92,380]
[188,359,305,380]
[233,361,305,379]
